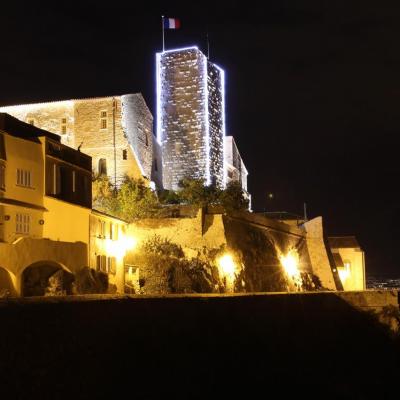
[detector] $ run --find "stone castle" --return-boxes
[0,46,365,297]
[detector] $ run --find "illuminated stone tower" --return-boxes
[156,46,226,190]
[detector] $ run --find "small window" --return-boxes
[107,257,116,275]
[98,220,106,238]
[96,254,107,273]
[122,149,127,160]
[110,223,114,240]
[16,169,32,188]
[72,170,76,193]
[145,133,148,146]
[98,158,107,175]
[0,165,5,190]
[16,213,30,234]
[100,111,107,129]
[61,118,67,134]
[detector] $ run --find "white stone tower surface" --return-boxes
[156,46,226,190]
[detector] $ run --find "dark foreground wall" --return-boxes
[0,292,400,398]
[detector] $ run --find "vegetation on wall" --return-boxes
[92,175,249,221]
[128,235,226,294]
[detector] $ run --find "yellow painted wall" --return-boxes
[43,197,90,244]
[89,212,128,293]
[2,132,44,206]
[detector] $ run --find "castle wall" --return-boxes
[0,95,155,188]
[121,94,154,181]
[0,101,75,147]
[303,217,338,290]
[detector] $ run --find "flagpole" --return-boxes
[161,15,165,52]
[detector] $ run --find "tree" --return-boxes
[92,174,117,214]
[177,178,220,207]
[219,180,249,211]
[114,176,160,221]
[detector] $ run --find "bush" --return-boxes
[74,267,109,294]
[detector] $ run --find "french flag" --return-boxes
[164,17,181,29]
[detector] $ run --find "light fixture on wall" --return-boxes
[4,215,10,221]
[39,219,45,225]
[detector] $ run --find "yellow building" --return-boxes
[328,236,366,290]
[0,113,130,296]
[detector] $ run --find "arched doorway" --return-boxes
[0,267,16,297]
[22,261,74,297]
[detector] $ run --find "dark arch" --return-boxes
[98,158,107,175]
[22,261,74,297]
[0,267,16,297]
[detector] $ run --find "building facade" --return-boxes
[0,114,131,296]
[156,46,226,190]
[328,236,366,290]
[0,94,162,189]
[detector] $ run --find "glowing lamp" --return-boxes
[218,254,236,277]
[280,250,300,278]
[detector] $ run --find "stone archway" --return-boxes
[21,261,74,297]
[0,267,17,297]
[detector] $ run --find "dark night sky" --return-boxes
[1,1,400,276]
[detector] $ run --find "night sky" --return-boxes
[1,1,399,276]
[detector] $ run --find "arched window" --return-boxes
[98,158,107,175]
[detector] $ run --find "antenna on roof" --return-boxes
[303,202,308,221]
[77,141,83,152]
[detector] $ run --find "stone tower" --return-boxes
[156,46,226,190]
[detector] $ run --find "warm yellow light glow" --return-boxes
[338,262,351,284]
[103,234,138,260]
[280,250,300,278]
[218,254,236,277]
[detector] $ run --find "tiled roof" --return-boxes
[328,236,361,249]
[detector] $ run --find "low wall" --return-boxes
[0,290,399,398]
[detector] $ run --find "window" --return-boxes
[0,165,5,190]
[110,223,114,240]
[107,257,116,275]
[96,254,116,275]
[51,164,61,195]
[100,111,107,129]
[145,133,148,146]
[16,213,30,234]
[16,169,32,188]
[122,149,127,160]
[61,118,67,134]
[98,220,106,238]
[98,158,107,175]
[72,170,76,193]
[96,255,107,272]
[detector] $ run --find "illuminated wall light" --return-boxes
[214,63,226,188]
[280,250,300,279]
[338,261,351,284]
[218,253,236,277]
[103,234,138,261]
[203,55,211,185]
[162,45,199,54]
[156,52,162,145]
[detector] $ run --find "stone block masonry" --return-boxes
[0,94,160,187]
